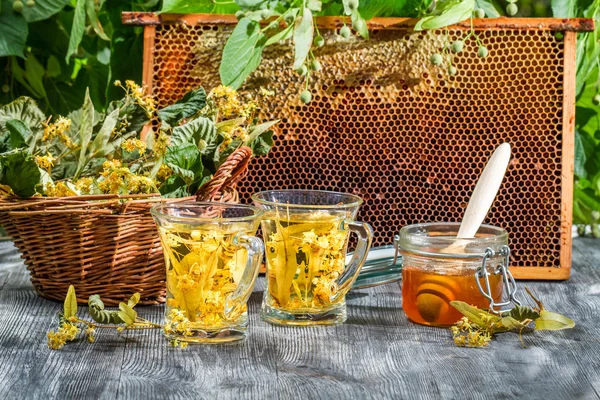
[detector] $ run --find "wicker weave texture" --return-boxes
[0,146,253,304]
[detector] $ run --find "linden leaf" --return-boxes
[292,8,313,70]
[118,302,137,326]
[450,301,501,328]
[535,310,575,331]
[509,305,540,321]
[500,316,531,331]
[63,285,78,319]
[127,293,141,308]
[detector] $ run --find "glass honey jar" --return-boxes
[397,222,519,327]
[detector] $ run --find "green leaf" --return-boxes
[171,116,218,155]
[265,23,294,46]
[66,0,87,64]
[450,301,502,328]
[6,120,32,150]
[0,149,42,197]
[0,97,45,132]
[292,8,313,70]
[219,18,265,89]
[63,285,78,319]
[249,129,273,156]
[46,55,62,78]
[88,108,119,158]
[157,88,207,127]
[20,0,69,22]
[551,0,576,17]
[508,305,540,321]
[535,310,575,331]
[575,130,588,179]
[160,0,239,14]
[164,144,203,186]
[235,0,265,7]
[415,0,475,31]
[159,175,189,198]
[0,0,27,58]
[24,53,48,99]
[358,0,409,19]
[118,302,137,326]
[74,89,95,179]
[500,316,530,331]
[127,293,140,308]
[475,0,500,17]
[85,0,110,41]
[11,57,39,98]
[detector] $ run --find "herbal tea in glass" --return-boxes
[151,203,263,343]
[253,190,373,326]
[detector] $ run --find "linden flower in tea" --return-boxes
[158,227,250,331]
[263,212,349,311]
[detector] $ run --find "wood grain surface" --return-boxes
[0,239,599,399]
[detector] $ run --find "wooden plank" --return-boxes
[511,266,571,280]
[140,25,156,143]
[1,239,600,398]
[121,13,595,32]
[557,30,578,281]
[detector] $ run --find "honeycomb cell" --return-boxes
[147,22,569,269]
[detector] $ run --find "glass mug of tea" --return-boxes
[252,190,374,326]
[151,203,264,343]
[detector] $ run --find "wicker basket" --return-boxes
[0,146,253,305]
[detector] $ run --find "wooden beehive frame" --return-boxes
[123,13,594,280]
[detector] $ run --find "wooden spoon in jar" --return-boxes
[441,143,511,254]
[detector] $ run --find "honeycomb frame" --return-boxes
[123,13,594,280]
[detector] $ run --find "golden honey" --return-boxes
[402,266,503,327]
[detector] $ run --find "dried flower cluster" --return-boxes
[0,82,277,199]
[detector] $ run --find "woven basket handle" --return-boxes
[195,146,253,202]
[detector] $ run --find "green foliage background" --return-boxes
[1,0,599,234]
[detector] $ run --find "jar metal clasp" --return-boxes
[475,245,521,314]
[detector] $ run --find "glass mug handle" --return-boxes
[331,221,374,302]
[224,234,264,318]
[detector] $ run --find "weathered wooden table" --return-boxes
[0,238,599,399]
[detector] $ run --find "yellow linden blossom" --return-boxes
[45,181,77,197]
[121,138,146,154]
[164,309,193,337]
[451,317,493,348]
[43,116,73,148]
[47,330,67,350]
[259,87,275,97]
[231,126,249,143]
[75,177,95,194]
[209,85,243,118]
[35,153,55,171]
[156,164,172,182]
[153,131,169,157]
[125,80,156,117]
[97,160,156,194]
[47,323,80,350]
